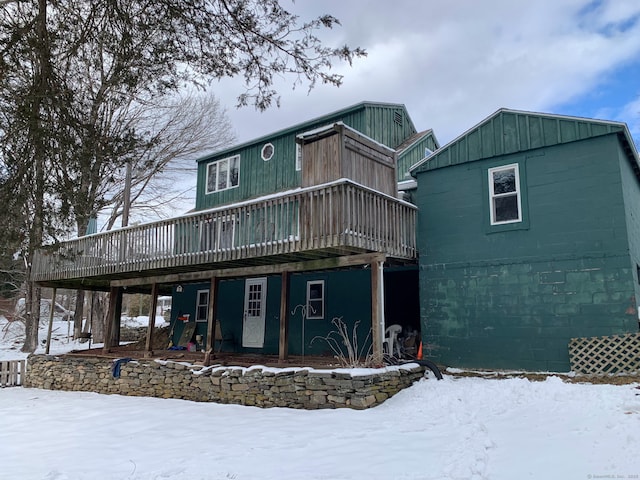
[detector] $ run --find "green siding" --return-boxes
[619,141,640,309]
[397,132,439,181]
[416,134,638,371]
[168,269,374,356]
[413,109,627,174]
[195,103,418,210]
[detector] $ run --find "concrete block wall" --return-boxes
[423,255,638,371]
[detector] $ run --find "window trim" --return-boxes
[195,289,209,322]
[205,154,240,194]
[488,163,522,226]
[261,143,274,161]
[306,280,325,319]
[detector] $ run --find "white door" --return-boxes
[242,277,267,348]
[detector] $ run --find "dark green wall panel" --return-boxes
[168,269,375,357]
[416,133,638,371]
[195,103,418,210]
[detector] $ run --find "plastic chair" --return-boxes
[384,324,403,358]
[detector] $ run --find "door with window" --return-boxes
[242,277,267,348]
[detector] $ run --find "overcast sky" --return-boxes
[213,0,640,149]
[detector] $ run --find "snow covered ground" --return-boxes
[0,314,167,360]
[1,315,639,479]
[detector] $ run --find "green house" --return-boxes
[167,102,431,356]
[411,109,640,371]
[32,101,428,363]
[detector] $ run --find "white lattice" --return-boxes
[569,333,640,374]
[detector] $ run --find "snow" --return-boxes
[0,315,166,361]
[1,315,640,479]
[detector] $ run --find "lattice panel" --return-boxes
[569,333,640,375]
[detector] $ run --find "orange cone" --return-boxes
[417,341,423,360]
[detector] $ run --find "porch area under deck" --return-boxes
[31,179,418,364]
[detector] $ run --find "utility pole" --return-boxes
[122,161,132,227]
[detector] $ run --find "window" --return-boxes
[306,280,325,319]
[488,164,522,225]
[261,143,274,161]
[206,155,240,194]
[199,215,237,251]
[295,143,302,171]
[195,289,209,322]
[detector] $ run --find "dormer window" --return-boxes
[261,143,274,161]
[206,155,240,194]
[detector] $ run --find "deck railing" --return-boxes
[32,180,417,283]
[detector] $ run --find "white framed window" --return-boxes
[261,143,274,161]
[295,143,302,171]
[488,163,522,225]
[306,280,325,319]
[195,289,209,322]
[199,214,237,251]
[206,155,240,194]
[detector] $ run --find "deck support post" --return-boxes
[204,276,218,366]
[144,283,159,357]
[278,271,290,363]
[371,259,385,364]
[45,287,57,354]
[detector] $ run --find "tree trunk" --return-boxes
[21,0,49,353]
[21,280,41,353]
[90,292,107,343]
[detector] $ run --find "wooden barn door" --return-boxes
[242,277,267,348]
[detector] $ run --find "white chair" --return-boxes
[384,324,403,358]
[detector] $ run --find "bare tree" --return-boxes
[0,0,366,351]
[101,91,236,229]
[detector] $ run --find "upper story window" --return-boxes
[206,155,240,194]
[488,163,521,225]
[261,143,274,161]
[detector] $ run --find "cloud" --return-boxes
[212,0,640,147]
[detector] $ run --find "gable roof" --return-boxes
[410,108,640,177]
[196,101,416,163]
[395,129,439,156]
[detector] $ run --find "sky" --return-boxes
[212,0,640,149]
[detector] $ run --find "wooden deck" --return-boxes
[32,179,417,290]
[67,347,350,370]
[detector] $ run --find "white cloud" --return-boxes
[213,0,640,146]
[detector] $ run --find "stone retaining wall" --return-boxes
[25,355,425,409]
